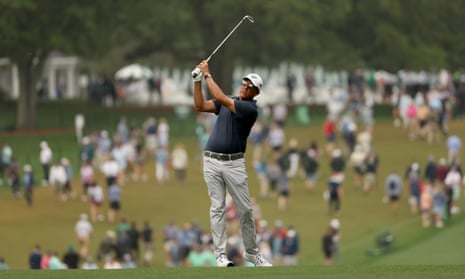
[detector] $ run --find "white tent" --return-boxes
[115,64,153,80]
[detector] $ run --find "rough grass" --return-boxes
[0,102,464,272]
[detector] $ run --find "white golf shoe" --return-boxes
[216,254,234,267]
[244,253,272,267]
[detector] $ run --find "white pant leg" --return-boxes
[222,158,259,255]
[203,156,228,256]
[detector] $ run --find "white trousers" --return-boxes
[203,156,259,257]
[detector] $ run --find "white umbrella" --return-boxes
[115,64,153,80]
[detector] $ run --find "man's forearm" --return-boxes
[193,82,204,111]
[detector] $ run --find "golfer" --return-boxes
[193,60,272,267]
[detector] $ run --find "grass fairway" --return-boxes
[1,265,465,279]
[0,102,465,277]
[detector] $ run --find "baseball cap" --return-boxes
[330,218,340,230]
[243,73,263,92]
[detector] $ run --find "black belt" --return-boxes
[204,151,244,161]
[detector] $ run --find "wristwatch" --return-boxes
[204,73,212,79]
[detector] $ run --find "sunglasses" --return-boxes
[241,80,255,89]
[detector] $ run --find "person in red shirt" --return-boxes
[323,116,337,153]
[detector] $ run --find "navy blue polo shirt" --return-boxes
[204,96,258,154]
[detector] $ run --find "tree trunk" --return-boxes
[16,59,38,130]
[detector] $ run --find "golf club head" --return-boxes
[243,15,254,23]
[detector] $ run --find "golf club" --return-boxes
[192,15,254,78]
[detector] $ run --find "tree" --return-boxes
[0,0,126,129]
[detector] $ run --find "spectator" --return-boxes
[171,143,188,184]
[141,220,154,267]
[267,123,285,152]
[363,149,379,193]
[327,172,344,215]
[103,255,121,269]
[115,230,132,261]
[300,145,319,191]
[322,225,335,266]
[286,73,296,104]
[435,158,449,183]
[81,256,98,270]
[143,117,158,154]
[8,157,21,199]
[155,146,170,184]
[80,136,95,166]
[276,149,291,211]
[286,138,300,179]
[97,230,117,262]
[121,253,137,269]
[407,171,424,215]
[75,213,93,259]
[270,220,287,266]
[330,219,341,265]
[127,221,140,262]
[48,252,65,270]
[163,219,180,267]
[74,113,85,144]
[0,257,10,270]
[87,181,104,222]
[29,245,42,269]
[61,157,75,200]
[101,155,120,188]
[384,171,403,213]
[39,141,52,186]
[423,155,437,184]
[23,164,35,207]
[349,145,367,189]
[432,182,446,228]
[40,250,52,269]
[49,160,67,202]
[1,143,13,185]
[157,117,170,149]
[132,140,147,182]
[420,184,433,227]
[107,182,122,224]
[322,116,337,153]
[446,134,462,164]
[444,165,462,216]
[62,244,80,269]
[282,226,299,266]
[272,103,288,127]
[79,161,94,202]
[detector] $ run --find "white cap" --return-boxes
[330,218,340,229]
[332,149,342,158]
[243,73,263,92]
[40,141,48,148]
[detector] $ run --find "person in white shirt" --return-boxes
[171,143,188,183]
[39,141,53,185]
[80,161,94,202]
[100,156,120,188]
[157,117,170,148]
[49,160,67,202]
[75,213,93,259]
[87,181,104,223]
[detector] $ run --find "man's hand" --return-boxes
[198,60,210,76]
[192,67,202,82]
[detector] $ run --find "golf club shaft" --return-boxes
[192,15,253,78]
[205,15,254,62]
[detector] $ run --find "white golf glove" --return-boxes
[192,67,202,82]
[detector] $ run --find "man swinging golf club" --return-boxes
[192,59,272,267]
